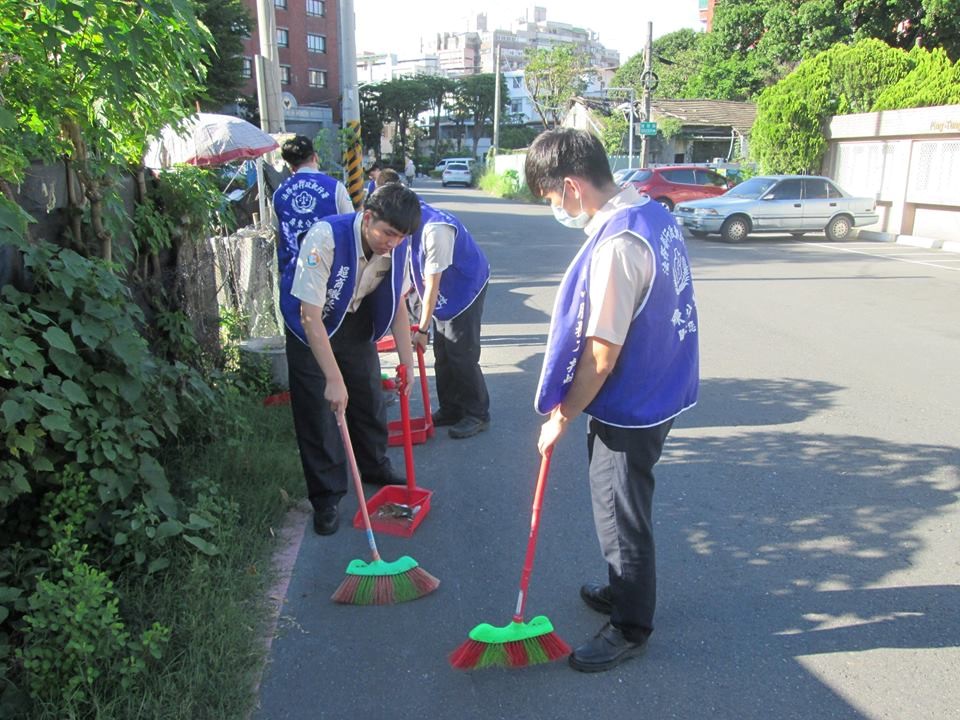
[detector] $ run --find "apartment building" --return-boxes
[239,0,341,129]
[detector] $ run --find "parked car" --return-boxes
[613,167,642,185]
[626,166,734,211]
[673,175,879,243]
[441,162,473,187]
[434,157,476,173]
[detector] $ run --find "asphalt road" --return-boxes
[254,179,960,720]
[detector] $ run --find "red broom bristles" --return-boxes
[449,632,571,670]
[331,566,439,605]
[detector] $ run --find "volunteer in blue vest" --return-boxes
[524,128,699,672]
[376,169,491,438]
[274,135,357,536]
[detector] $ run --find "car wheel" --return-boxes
[656,197,674,211]
[720,216,750,243]
[689,230,707,238]
[825,215,852,241]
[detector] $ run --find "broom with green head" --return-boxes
[331,408,439,605]
[449,447,571,669]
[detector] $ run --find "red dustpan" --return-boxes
[353,365,433,537]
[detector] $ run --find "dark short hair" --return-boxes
[281,135,315,167]
[524,128,614,196]
[364,182,421,235]
[368,161,382,173]
[376,168,402,187]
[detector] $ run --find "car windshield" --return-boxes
[724,177,777,198]
[627,170,653,183]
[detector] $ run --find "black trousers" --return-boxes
[587,417,674,642]
[285,299,393,512]
[433,285,490,421]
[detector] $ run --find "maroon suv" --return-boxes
[623,166,734,211]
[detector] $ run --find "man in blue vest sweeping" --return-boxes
[524,129,699,672]
[275,137,415,536]
[376,169,491,438]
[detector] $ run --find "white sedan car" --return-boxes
[441,163,473,187]
[674,175,879,243]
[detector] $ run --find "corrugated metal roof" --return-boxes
[651,99,757,133]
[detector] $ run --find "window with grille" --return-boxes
[275,0,287,8]
[907,140,960,206]
[306,0,325,16]
[280,65,291,85]
[308,69,327,88]
[307,33,326,53]
[241,57,252,79]
[277,28,289,47]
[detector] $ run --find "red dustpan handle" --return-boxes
[397,364,416,493]
[513,447,553,623]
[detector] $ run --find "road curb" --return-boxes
[853,229,948,250]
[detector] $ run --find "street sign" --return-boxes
[638,121,658,136]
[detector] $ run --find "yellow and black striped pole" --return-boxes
[343,119,364,209]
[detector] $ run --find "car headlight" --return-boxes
[694,208,719,216]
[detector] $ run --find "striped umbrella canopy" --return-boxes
[144,113,279,169]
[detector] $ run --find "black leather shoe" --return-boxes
[431,407,462,427]
[313,505,339,536]
[363,468,405,486]
[568,623,647,673]
[448,416,489,439]
[580,583,613,615]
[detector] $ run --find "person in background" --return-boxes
[524,128,699,672]
[404,156,416,187]
[377,169,491,438]
[365,161,382,198]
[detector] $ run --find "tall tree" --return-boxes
[378,77,432,162]
[524,44,593,128]
[193,0,253,109]
[418,74,456,164]
[455,73,507,157]
[359,84,385,158]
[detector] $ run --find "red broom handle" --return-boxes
[513,447,553,623]
[335,408,381,562]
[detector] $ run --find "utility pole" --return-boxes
[254,0,285,226]
[255,0,285,134]
[640,21,653,167]
[492,45,502,160]
[339,0,364,208]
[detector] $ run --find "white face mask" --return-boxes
[551,181,590,229]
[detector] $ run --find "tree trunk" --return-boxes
[64,120,112,264]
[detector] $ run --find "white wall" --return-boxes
[825,105,960,242]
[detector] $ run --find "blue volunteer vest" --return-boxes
[536,201,699,428]
[409,202,490,321]
[321,213,409,341]
[273,170,342,342]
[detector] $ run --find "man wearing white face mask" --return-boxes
[525,128,699,673]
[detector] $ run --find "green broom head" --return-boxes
[449,615,571,670]
[331,555,439,605]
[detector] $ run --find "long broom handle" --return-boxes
[513,447,553,623]
[415,339,432,420]
[397,364,416,494]
[335,408,381,562]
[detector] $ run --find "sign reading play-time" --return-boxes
[638,121,658,136]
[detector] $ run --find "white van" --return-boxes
[434,157,476,172]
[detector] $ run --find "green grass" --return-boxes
[101,401,302,720]
[477,168,538,202]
